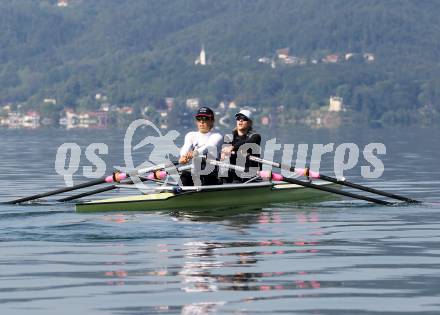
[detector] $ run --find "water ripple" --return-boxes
[1,128,440,314]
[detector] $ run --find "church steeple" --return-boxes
[200,45,206,65]
[195,45,207,66]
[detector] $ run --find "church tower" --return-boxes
[195,45,207,65]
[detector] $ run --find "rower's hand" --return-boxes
[179,151,194,164]
[153,170,162,179]
[221,146,234,160]
[178,155,188,164]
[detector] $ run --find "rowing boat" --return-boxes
[75,181,339,212]
[8,152,418,208]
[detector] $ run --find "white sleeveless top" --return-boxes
[180,131,223,159]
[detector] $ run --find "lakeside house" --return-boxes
[276,48,290,60]
[328,96,343,112]
[57,0,68,7]
[322,54,339,63]
[186,98,200,110]
[363,53,375,63]
[59,110,108,129]
[0,111,40,129]
[258,49,375,68]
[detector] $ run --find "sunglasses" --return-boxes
[236,116,249,122]
[195,116,212,122]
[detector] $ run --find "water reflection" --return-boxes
[170,206,264,226]
[175,209,326,297]
[181,301,225,315]
[180,241,224,293]
[96,209,329,314]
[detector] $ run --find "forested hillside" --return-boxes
[1,0,440,124]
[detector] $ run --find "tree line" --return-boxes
[1,0,440,124]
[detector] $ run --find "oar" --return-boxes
[57,185,118,202]
[57,164,191,202]
[314,172,420,203]
[7,176,110,204]
[57,177,166,202]
[250,156,420,204]
[212,155,391,205]
[59,160,243,202]
[259,171,393,205]
[206,159,246,173]
[251,161,392,206]
[7,163,171,204]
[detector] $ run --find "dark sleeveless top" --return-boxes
[226,130,262,183]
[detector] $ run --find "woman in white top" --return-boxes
[179,107,222,186]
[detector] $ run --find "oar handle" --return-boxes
[207,159,246,173]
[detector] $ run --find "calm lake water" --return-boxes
[1,126,439,315]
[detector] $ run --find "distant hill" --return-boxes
[1,0,440,124]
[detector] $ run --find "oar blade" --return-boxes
[7,177,107,204]
[318,174,421,204]
[278,175,393,206]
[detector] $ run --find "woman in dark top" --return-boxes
[221,109,262,183]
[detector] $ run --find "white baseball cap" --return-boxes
[235,109,252,120]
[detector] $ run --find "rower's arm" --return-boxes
[180,132,195,156]
[194,133,223,158]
